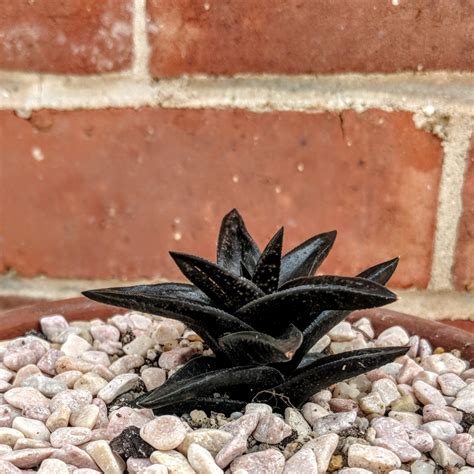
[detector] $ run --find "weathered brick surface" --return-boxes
[0,108,442,287]
[147,0,474,77]
[0,0,132,73]
[453,137,474,291]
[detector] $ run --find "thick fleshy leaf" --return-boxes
[149,398,247,416]
[133,366,284,409]
[217,209,260,275]
[166,356,223,384]
[235,277,397,334]
[288,257,401,370]
[170,252,264,312]
[218,324,303,365]
[82,285,254,355]
[252,227,284,293]
[263,347,409,408]
[279,230,336,285]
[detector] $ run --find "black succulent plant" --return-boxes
[83,209,408,415]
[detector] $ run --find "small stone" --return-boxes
[86,440,125,473]
[22,374,67,397]
[0,447,56,469]
[390,393,419,412]
[430,439,465,468]
[4,387,49,410]
[329,398,358,412]
[371,417,408,440]
[141,367,166,391]
[150,450,194,474]
[158,347,196,370]
[333,382,360,400]
[46,406,71,431]
[127,458,152,474]
[410,460,436,473]
[90,324,120,342]
[80,351,111,367]
[253,414,292,444]
[0,460,21,473]
[373,437,421,462]
[407,335,420,358]
[110,425,154,460]
[50,445,98,470]
[37,349,64,375]
[405,426,434,452]
[109,355,145,376]
[51,389,93,415]
[372,378,401,405]
[106,407,152,439]
[142,465,169,474]
[188,443,223,474]
[61,334,92,357]
[359,392,386,415]
[309,335,331,353]
[221,413,259,438]
[305,433,339,474]
[50,427,92,448]
[0,428,25,447]
[40,315,69,340]
[177,429,233,457]
[283,447,318,474]
[376,326,410,347]
[55,356,95,374]
[338,469,372,474]
[244,403,272,417]
[152,320,185,344]
[11,417,50,441]
[312,410,357,436]
[328,322,357,341]
[413,370,439,387]
[301,402,329,425]
[421,353,467,375]
[38,458,69,474]
[438,372,467,396]
[451,433,473,458]
[92,364,115,382]
[284,407,311,438]
[54,370,82,388]
[3,349,39,372]
[413,380,446,406]
[73,373,108,396]
[97,373,140,404]
[309,389,332,406]
[14,438,50,450]
[347,444,401,472]
[230,449,285,474]
[388,411,422,428]
[421,420,457,442]
[70,404,100,429]
[330,333,367,353]
[123,336,154,357]
[140,415,186,450]
[397,358,424,385]
[215,435,248,468]
[422,404,459,424]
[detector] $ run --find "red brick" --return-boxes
[0,108,442,287]
[453,137,474,291]
[147,0,474,77]
[0,0,132,73]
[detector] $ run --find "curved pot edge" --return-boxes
[1,297,473,364]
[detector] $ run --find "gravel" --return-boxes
[0,312,472,473]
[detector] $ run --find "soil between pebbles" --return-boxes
[0,312,473,473]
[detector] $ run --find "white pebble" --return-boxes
[140,415,186,450]
[97,373,140,404]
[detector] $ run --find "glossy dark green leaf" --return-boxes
[235,277,397,334]
[218,324,303,365]
[269,346,408,407]
[149,398,247,416]
[134,366,284,409]
[279,230,336,285]
[170,252,264,312]
[217,209,260,275]
[252,227,284,294]
[357,256,399,284]
[82,285,254,355]
[166,356,223,384]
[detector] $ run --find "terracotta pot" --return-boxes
[1,297,473,364]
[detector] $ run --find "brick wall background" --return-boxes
[0,0,473,320]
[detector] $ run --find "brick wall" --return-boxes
[0,0,473,320]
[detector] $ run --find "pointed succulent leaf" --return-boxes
[217,209,260,275]
[265,346,409,408]
[148,398,247,416]
[252,227,284,293]
[170,252,264,312]
[290,257,402,368]
[134,366,284,409]
[218,324,303,365]
[240,262,252,279]
[82,285,254,355]
[279,230,337,285]
[165,356,224,384]
[235,277,397,334]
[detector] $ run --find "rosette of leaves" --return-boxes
[84,209,407,414]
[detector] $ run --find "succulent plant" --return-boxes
[84,209,407,415]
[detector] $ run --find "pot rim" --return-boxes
[1,297,473,363]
